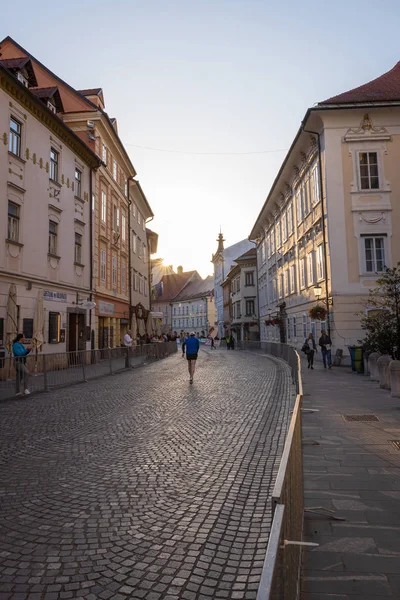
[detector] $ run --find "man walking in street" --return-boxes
[185,332,200,384]
[319,329,332,369]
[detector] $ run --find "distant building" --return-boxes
[211,232,253,337]
[151,267,199,332]
[171,276,215,336]
[225,248,259,342]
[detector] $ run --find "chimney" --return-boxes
[177,265,183,275]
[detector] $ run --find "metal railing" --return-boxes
[258,346,303,600]
[236,341,304,600]
[0,342,177,401]
[234,340,300,393]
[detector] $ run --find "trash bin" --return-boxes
[348,346,364,374]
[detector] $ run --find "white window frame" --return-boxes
[287,202,294,235]
[284,270,289,296]
[132,233,137,254]
[48,220,58,255]
[296,189,303,224]
[112,256,117,287]
[121,214,126,241]
[50,148,59,182]
[100,249,106,281]
[300,258,306,289]
[101,191,107,222]
[74,168,82,198]
[74,233,82,264]
[317,244,324,280]
[307,252,314,286]
[312,163,320,204]
[282,210,288,242]
[113,159,117,181]
[290,265,295,294]
[362,235,386,274]
[9,117,22,157]
[357,151,380,191]
[7,201,19,242]
[102,143,107,164]
[276,219,281,249]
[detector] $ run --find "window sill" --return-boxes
[74,262,85,267]
[48,253,61,260]
[360,272,384,277]
[74,195,84,203]
[8,151,26,164]
[49,179,61,188]
[6,238,23,247]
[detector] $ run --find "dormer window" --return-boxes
[47,101,56,114]
[17,72,28,87]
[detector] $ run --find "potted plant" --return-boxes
[309,305,327,321]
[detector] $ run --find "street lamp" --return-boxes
[314,285,322,300]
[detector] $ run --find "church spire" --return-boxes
[216,231,225,253]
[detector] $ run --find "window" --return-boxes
[102,144,107,164]
[287,202,294,235]
[276,219,281,249]
[47,101,56,114]
[9,117,21,156]
[364,236,385,273]
[74,233,82,264]
[312,164,320,203]
[303,179,310,216]
[284,270,289,296]
[138,238,142,258]
[142,218,146,232]
[144,279,148,297]
[186,306,189,315]
[7,202,19,242]
[113,206,120,231]
[121,214,126,241]
[173,307,176,315]
[290,265,296,294]
[112,256,117,287]
[100,249,106,281]
[17,72,28,87]
[50,148,59,181]
[122,262,126,290]
[132,233,137,254]
[113,159,117,180]
[101,191,107,222]
[278,274,283,298]
[138,212,141,225]
[139,275,144,294]
[134,272,138,291]
[307,252,314,285]
[317,244,324,280]
[75,169,82,198]
[49,312,61,343]
[143,244,147,263]
[132,203,136,218]
[293,317,297,338]
[302,314,307,339]
[300,258,306,288]
[282,211,288,242]
[273,278,277,301]
[359,152,379,190]
[48,221,58,255]
[22,318,33,341]
[245,272,254,286]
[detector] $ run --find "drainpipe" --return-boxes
[89,168,94,347]
[302,124,331,338]
[127,176,135,325]
[248,240,260,341]
[145,216,154,314]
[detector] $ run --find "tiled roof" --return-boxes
[158,272,195,301]
[320,61,400,105]
[78,88,102,96]
[0,56,38,87]
[173,276,214,302]
[30,86,58,98]
[235,247,257,261]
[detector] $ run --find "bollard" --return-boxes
[363,353,370,376]
[377,355,391,389]
[369,352,380,382]
[389,361,400,398]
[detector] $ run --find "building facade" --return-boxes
[211,233,253,338]
[171,276,215,336]
[226,248,259,342]
[152,268,199,332]
[0,60,101,355]
[250,62,400,360]
[0,36,155,349]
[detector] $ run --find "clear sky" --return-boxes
[2,0,400,277]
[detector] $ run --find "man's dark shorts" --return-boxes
[187,353,198,361]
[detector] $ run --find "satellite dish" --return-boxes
[82,301,96,310]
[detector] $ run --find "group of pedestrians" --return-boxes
[302,329,332,370]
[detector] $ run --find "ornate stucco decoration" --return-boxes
[344,114,391,142]
[358,212,386,224]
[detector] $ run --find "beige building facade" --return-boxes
[0,60,100,355]
[251,62,400,361]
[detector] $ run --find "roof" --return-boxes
[78,88,102,96]
[173,276,214,302]
[235,247,257,261]
[158,272,196,301]
[30,86,64,112]
[0,56,37,86]
[321,61,400,105]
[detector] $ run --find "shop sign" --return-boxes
[98,301,115,316]
[44,290,68,302]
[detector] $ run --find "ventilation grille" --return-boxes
[342,414,379,422]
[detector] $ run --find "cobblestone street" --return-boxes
[0,348,294,600]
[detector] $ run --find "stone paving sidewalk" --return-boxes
[300,359,400,599]
[0,347,294,600]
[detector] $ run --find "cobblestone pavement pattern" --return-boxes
[0,348,294,600]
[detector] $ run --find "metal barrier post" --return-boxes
[81,352,87,382]
[108,348,113,374]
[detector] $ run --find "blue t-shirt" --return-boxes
[185,337,200,355]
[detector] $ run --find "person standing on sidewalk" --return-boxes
[185,332,200,384]
[12,334,33,395]
[304,333,316,369]
[319,329,332,369]
[123,329,133,368]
